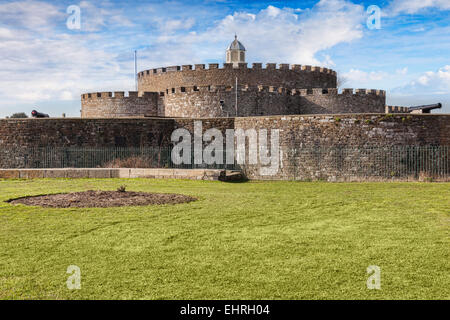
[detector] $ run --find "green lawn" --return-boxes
[0,178,448,300]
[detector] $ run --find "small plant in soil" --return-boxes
[117,185,127,193]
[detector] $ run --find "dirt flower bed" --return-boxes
[8,190,196,208]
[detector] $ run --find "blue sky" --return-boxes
[0,0,449,117]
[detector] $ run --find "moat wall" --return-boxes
[234,114,450,180]
[1,114,449,180]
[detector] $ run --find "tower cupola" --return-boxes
[226,35,246,67]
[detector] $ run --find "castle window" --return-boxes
[159,92,165,97]
[181,87,186,92]
[307,89,313,95]
[322,89,329,94]
[166,89,169,94]
[171,88,175,93]
[88,94,91,98]
[97,93,101,98]
[146,70,150,75]
[193,86,199,91]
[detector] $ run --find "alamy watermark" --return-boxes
[367,5,381,30]
[66,5,81,30]
[366,265,381,290]
[171,121,280,176]
[66,265,81,290]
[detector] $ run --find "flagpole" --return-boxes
[134,50,138,91]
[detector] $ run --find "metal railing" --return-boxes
[283,145,449,180]
[0,146,236,170]
[0,145,449,180]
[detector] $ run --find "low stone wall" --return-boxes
[0,168,233,181]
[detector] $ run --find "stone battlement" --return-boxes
[81,91,159,118]
[81,91,157,100]
[386,105,410,113]
[162,85,385,97]
[138,62,337,93]
[138,63,337,77]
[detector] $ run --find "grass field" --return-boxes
[0,178,448,300]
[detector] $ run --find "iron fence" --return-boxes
[0,146,236,170]
[283,145,449,180]
[0,145,449,180]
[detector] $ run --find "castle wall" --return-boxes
[138,63,337,92]
[162,86,385,118]
[0,118,174,149]
[2,115,448,180]
[80,65,389,119]
[298,88,386,114]
[81,92,159,118]
[163,85,300,118]
[234,114,450,180]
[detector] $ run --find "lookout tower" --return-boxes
[226,35,246,67]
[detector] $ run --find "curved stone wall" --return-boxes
[298,88,386,114]
[138,63,337,92]
[81,91,160,118]
[162,86,386,118]
[163,85,300,118]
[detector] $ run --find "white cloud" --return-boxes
[343,69,389,83]
[0,0,139,116]
[393,65,450,95]
[79,1,134,32]
[139,0,366,68]
[387,0,450,16]
[212,1,365,65]
[396,67,408,75]
[0,0,63,31]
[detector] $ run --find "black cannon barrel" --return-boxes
[31,110,50,118]
[408,103,442,111]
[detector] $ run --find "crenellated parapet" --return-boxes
[81,91,159,118]
[138,63,337,93]
[386,105,410,113]
[81,91,158,100]
[138,63,337,77]
[296,88,386,114]
[81,85,388,119]
[161,85,386,118]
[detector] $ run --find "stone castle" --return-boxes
[1,36,448,181]
[81,36,407,119]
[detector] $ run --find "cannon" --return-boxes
[408,103,442,114]
[31,110,50,118]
